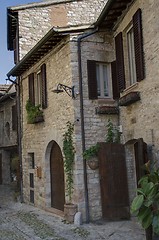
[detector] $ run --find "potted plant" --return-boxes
[83,144,100,170]
[63,121,77,223]
[26,99,44,124]
[131,162,159,240]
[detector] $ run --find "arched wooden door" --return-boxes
[50,142,65,211]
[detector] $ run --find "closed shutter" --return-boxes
[87,60,98,99]
[111,61,120,100]
[12,105,17,131]
[134,138,148,185]
[28,73,35,105]
[41,63,47,109]
[115,32,126,91]
[133,9,145,81]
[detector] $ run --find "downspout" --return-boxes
[17,76,23,203]
[77,28,98,223]
[16,14,23,203]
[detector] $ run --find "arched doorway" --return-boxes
[50,141,65,211]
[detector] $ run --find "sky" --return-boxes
[0,0,42,84]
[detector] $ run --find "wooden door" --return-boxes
[98,143,129,220]
[134,138,148,185]
[0,154,2,184]
[50,142,65,211]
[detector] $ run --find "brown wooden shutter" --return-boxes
[111,61,120,100]
[115,32,126,91]
[12,105,17,131]
[28,73,35,105]
[87,60,98,100]
[133,8,145,81]
[134,138,148,185]
[41,63,47,109]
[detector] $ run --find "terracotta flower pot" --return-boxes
[64,203,77,223]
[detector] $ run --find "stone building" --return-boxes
[0,84,18,185]
[6,0,159,222]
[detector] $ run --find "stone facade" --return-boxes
[0,85,18,185]
[8,0,159,223]
[13,0,106,59]
[19,30,118,220]
[114,0,159,202]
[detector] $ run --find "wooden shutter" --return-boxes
[111,61,120,100]
[87,60,98,100]
[41,64,47,109]
[12,105,17,131]
[115,32,126,91]
[133,9,145,81]
[28,73,35,105]
[134,138,148,185]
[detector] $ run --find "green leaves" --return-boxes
[131,163,159,235]
[63,121,75,203]
[131,195,144,213]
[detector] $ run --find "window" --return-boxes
[127,26,137,85]
[28,153,35,169]
[87,60,112,100]
[35,71,42,106]
[114,8,145,94]
[96,63,111,98]
[28,63,47,109]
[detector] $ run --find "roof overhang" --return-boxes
[7,8,18,50]
[95,0,135,29]
[0,92,16,103]
[7,25,94,77]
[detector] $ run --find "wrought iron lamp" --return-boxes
[52,83,75,99]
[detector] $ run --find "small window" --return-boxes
[96,63,111,98]
[28,153,35,169]
[35,71,42,106]
[28,63,47,109]
[87,60,112,100]
[127,26,137,85]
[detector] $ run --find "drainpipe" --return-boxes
[17,77,23,203]
[77,28,98,223]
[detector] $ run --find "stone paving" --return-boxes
[0,184,145,240]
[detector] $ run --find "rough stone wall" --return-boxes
[70,32,117,220]
[114,0,159,201]
[20,31,117,221]
[0,98,17,147]
[0,93,17,184]
[18,0,106,59]
[21,38,75,208]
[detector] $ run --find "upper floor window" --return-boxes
[127,26,137,85]
[28,63,47,109]
[87,60,113,100]
[35,71,42,106]
[114,8,145,94]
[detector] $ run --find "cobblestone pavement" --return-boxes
[0,185,145,240]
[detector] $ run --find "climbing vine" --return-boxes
[63,121,75,203]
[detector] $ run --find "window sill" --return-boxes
[119,91,140,106]
[97,98,116,104]
[96,106,119,115]
[122,82,139,95]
